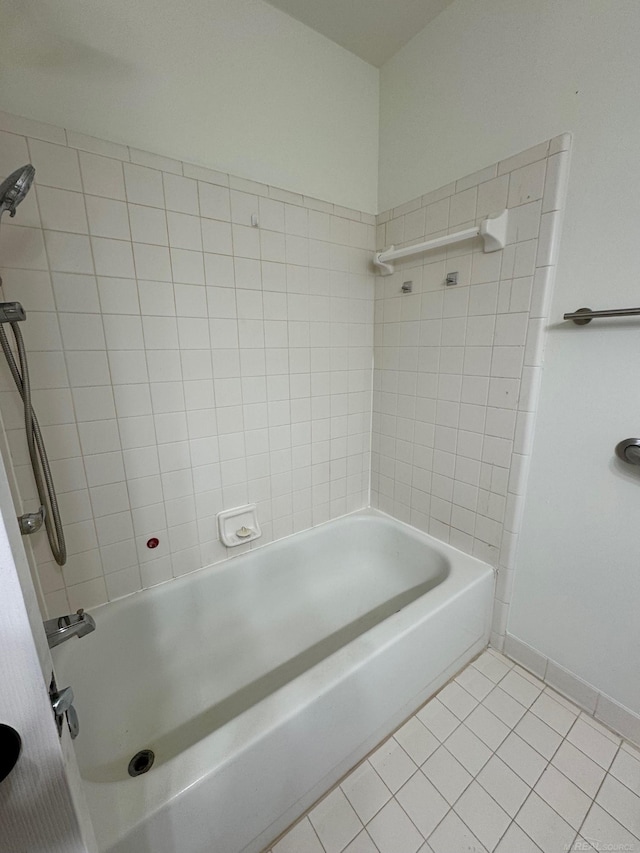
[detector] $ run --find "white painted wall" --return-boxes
[0,0,379,212]
[379,0,640,715]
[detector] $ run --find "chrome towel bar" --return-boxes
[563,306,640,325]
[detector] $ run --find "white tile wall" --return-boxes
[0,112,375,615]
[371,135,571,646]
[0,113,573,670]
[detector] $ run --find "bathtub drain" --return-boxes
[128,749,155,777]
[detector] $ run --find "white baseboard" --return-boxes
[498,633,640,748]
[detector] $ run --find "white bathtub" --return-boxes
[53,509,494,853]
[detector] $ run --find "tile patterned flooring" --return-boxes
[266,650,640,853]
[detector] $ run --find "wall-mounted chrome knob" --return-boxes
[615,438,640,465]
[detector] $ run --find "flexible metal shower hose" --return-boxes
[0,321,66,565]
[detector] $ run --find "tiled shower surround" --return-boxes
[0,111,374,615]
[372,135,570,646]
[0,110,569,653]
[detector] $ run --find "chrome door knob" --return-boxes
[615,438,640,465]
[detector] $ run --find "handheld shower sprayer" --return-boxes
[0,163,67,565]
[0,165,36,221]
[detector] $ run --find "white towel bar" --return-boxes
[374,208,508,275]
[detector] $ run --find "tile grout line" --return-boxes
[572,740,623,849]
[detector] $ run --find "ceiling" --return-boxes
[264,0,456,67]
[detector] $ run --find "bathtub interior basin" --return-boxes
[57,512,449,782]
[53,509,494,853]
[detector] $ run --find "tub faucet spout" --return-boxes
[44,609,96,649]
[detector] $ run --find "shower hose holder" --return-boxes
[18,506,45,535]
[0,301,25,323]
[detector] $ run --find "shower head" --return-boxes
[0,165,35,221]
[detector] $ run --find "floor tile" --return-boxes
[500,669,543,707]
[515,711,563,759]
[394,717,440,766]
[515,792,576,853]
[369,738,418,793]
[416,698,460,743]
[421,745,473,805]
[497,732,547,786]
[610,745,640,796]
[455,666,495,701]
[595,774,640,838]
[453,780,511,851]
[465,704,510,750]
[581,712,621,743]
[581,804,640,850]
[273,817,324,853]
[396,770,449,839]
[270,655,640,853]
[566,717,619,769]
[512,664,545,689]
[427,809,488,853]
[551,741,606,798]
[366,799,424,853]
[530,691,578,736]
[534,765,591,829]
[483,685,528,728]
[622,740,640,760]
[487,648,512,664]
[476,755,531,817]
[309,788,362,853]
[444,724,492,775]
[437,680,478,720]
[472,650,512,683]
[341,761,392,824]
[494,822,543,852]
[543,686,580,713]
[342,830,380,853]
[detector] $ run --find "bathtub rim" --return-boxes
[72,507,457,623]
